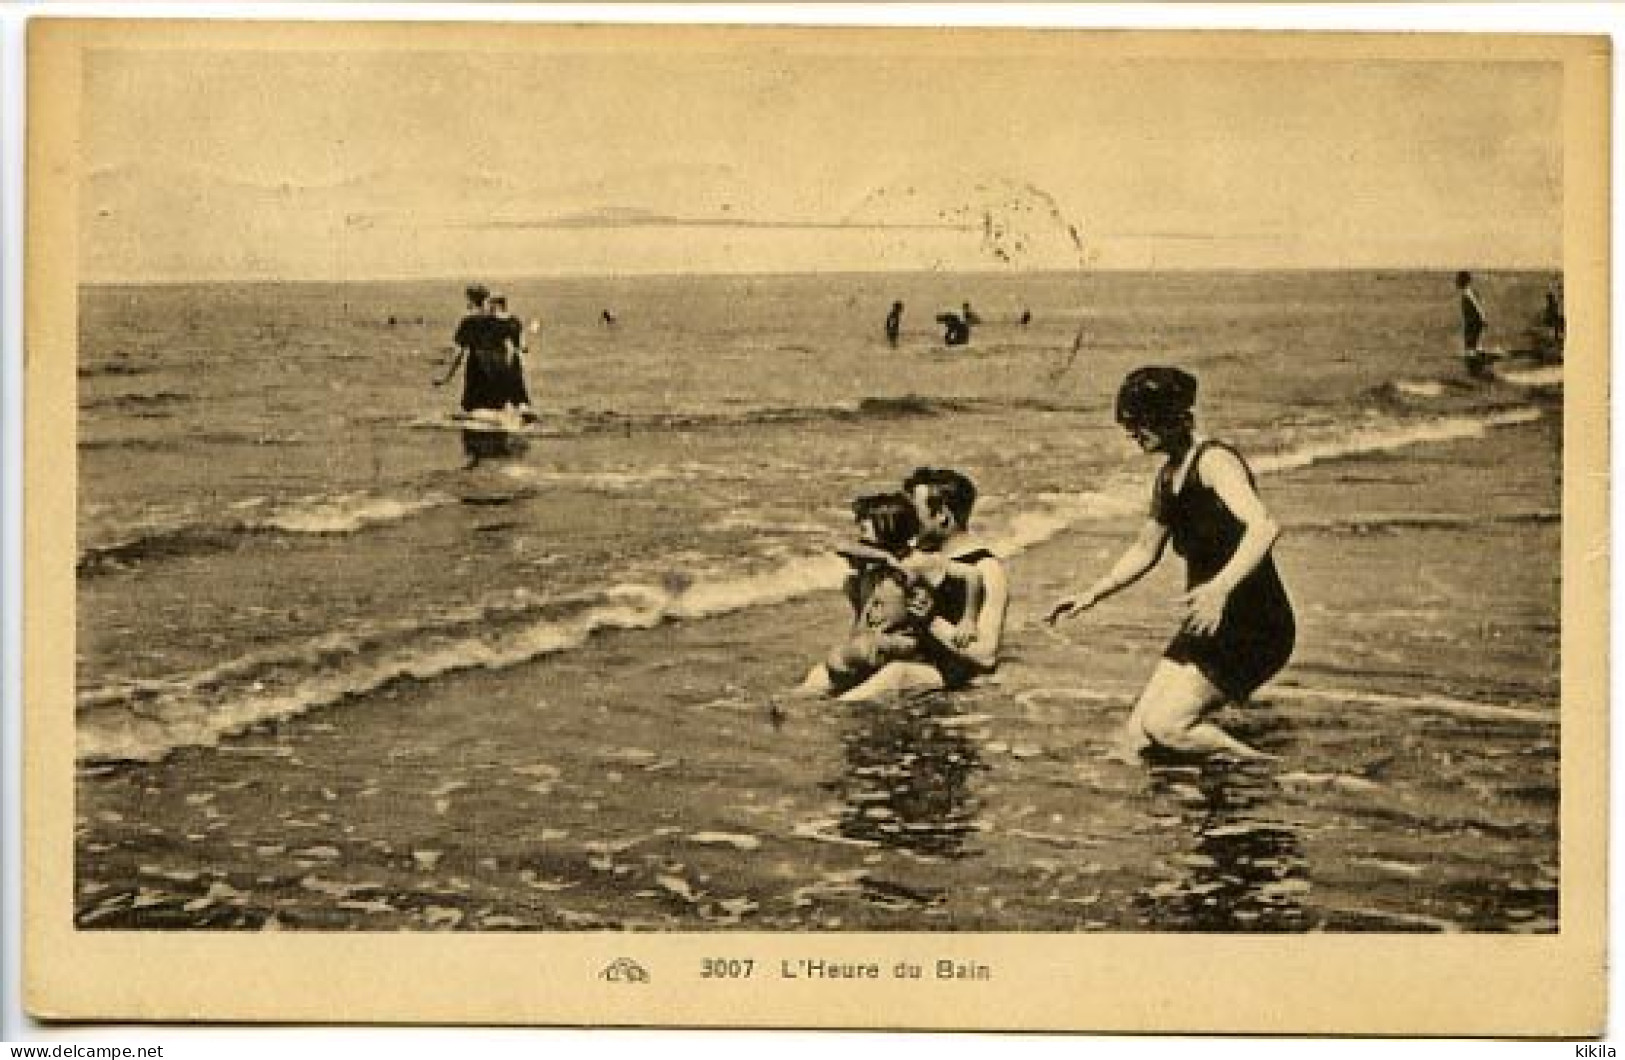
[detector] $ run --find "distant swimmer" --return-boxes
[937,312,970,347]
[1456,271,1491,378]
[885,301,904,347]
[601,309,618,327]
[1019,308,1032,328]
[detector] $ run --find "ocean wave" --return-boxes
[76,560,853,763]
[494,462,753,493]
[69,484,1183,763]
[78,360,152,379]
[1254,409,1541,475]
[1394,381,1444,399]
[1266,684,1555,725]
[78,490,455,575]
[80,391,195,413]
[78,437,187,453]
[255,492,449,534]
[78,430,311,452]
[1497,365,1563,388]
[404,394,1031,441]
[1289,509,1559,535]
[78,402,1551,763]
[1370,362,1564,409]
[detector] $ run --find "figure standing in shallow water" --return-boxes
[434,284,534,467]
[1542,282,1565,357]
[1456,271,1490,378]
[487,293,537,418]
[436,284,507,414]
[1047,366,1294,761]
[885,301,904,347]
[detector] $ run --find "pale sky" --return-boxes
[79,34,1564,281]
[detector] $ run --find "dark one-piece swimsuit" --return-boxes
[915,546,997,690]
[1154,441,1295,701]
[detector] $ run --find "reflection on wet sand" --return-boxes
[1134,758,1310,932]
[828,693,985,860]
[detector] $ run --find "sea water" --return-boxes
[73,269,1563,932]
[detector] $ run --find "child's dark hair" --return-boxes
[851,491,920,556]
[1455,270,1473,287]
[902,467,978,529]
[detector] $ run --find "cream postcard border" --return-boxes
[23,20,1611,1033]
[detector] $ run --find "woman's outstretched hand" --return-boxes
[1177,581,1228,636]
[1045,593,1096,625]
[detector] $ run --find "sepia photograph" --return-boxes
[21,15,1609,1033]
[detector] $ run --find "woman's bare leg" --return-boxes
[1135,659,1274,761]
[1105,661,1177,762]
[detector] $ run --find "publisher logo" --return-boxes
[601,957,651,984]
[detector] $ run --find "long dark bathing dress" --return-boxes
[1153,441,1295,701]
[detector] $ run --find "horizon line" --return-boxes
[80,262,1566,287]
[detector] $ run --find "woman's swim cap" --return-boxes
[1115,366,1198,426]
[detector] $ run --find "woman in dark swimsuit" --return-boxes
[1047,366,1294,760]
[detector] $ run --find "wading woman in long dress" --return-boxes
[1046,366,1294,761]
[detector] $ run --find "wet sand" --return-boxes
[75,413,1559,933]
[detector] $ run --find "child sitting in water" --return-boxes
[822,491,984,690]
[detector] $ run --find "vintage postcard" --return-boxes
[23,18,1609,1033]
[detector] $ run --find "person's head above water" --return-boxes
[1116,365,1198,450]
[903,467,978,543]
[850,491,921,558]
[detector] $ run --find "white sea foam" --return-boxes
[254,491,452,534]
[1267,684,1555,725]
[78,489,456,568]
[1252,409,1540,475]
[1497,365,1563,387]
[984,491,1143,554]
[497,462,753,492]
[666,554,850,619]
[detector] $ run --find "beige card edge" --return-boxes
[22,19,1611,1034]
